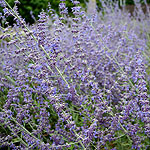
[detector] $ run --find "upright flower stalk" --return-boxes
[3,0,70,89]
[1,0,150,149]
[134,51,150,137]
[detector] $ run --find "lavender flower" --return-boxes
[0,0,150,149]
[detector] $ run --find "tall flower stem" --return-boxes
[90,21,136,91]
[3,0,70,89]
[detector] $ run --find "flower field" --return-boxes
[0,0,150,149]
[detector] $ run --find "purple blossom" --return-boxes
[0,0,150,149]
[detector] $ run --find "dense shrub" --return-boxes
[0,0,150,149]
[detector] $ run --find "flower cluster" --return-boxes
[0,0,150,149]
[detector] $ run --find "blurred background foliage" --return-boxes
[0,0,150,25]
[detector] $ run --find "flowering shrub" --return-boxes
[0,0,150,149]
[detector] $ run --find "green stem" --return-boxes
[5,75,16,85]
[0,108,44,146]
[90,22,136,91]
[4,0,70,88]
[6,125,28,147]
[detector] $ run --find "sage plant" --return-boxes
[0,0,150,149]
